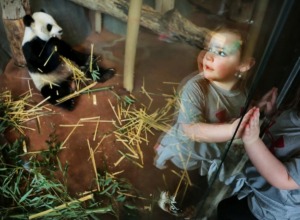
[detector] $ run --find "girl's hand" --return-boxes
[242,108,260,145]
[231,107,256,139]
[257,87,278,116]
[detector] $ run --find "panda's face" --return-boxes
[31,12,63,41]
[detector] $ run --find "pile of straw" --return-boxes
[112,88,180,168]
[0,90,53,134]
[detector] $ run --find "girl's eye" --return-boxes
[205,47,227,57]
[217,51,227,57]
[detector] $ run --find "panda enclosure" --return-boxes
[0,0,211,219]
[0,0,279,219]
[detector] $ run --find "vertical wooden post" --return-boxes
[1,0,29,67]
[123,0,143,92]
[95,11,102,33]
[155,0,175,14]
[244,0,269,85]
[244,0,269,58]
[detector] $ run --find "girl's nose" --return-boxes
[205,51,214,61]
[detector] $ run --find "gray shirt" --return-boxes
[154,72,247,180]
[231,109,300,219]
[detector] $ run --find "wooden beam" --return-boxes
[68,0,209,49]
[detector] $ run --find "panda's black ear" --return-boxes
[40,9,45,13]
[23,15,34,27]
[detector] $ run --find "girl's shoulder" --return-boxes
[179,72,208,90]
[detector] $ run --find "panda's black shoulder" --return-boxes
[23,37,61,73]
[23,14,34,27]
[22,37,47,54]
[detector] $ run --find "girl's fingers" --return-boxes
[251,109,259,126]
[255,108,260,121]
[271,88,278,103]
[261,89,273,102]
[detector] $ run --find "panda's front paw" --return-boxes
[41,82,76,111]
[59,98,76,111]
[96,68,116,83]
[85,66,116,83]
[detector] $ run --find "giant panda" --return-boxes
[22,11,115,110]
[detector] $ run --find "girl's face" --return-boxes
[202,31,243,84]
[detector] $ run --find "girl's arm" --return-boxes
[242,107,300,190]
[181,107,255,143]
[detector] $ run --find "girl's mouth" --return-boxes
[205,65,213,71]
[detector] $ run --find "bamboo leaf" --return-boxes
[124,204,138,210]
[19,188,33,203]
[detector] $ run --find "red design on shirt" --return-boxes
[263,119,282,154]
[273,136,284,148]
[269,136,284,154]
[215,110,227,123]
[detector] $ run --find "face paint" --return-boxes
[206,40,241,57]
[205,32,242,57]
[224,40,242,55]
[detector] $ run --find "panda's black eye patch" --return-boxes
[47,24,53,32]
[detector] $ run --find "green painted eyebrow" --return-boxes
[225,41,242,54]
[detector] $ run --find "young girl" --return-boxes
[154,26,257,216]
[218,103,300,219]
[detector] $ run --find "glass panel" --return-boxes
[194,0,300,219]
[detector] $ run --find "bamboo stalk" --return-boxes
[117,192,147,200]
[176,149,192,186]
[136,142,143,165]
[27,80,32,97]
[44,46,57,66]
[93,94,97,105]
[115,134,138,157]
[141,78,153,108]
[59,124,84,127]
[80,116,102,121]
[93,116,100,141]
[89,44,94,72]
[108,99,122,125]
[173,169,186,199]
[114,155,125,167]
[93,134,107,153]
[56,82,97,104]
[29,194,94,219]
[61,119,81,147]
[118,150,143,168]
[36,116,41,133]
[80,86,114,94]
[87,139,100,191]
[111,170,124,176]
